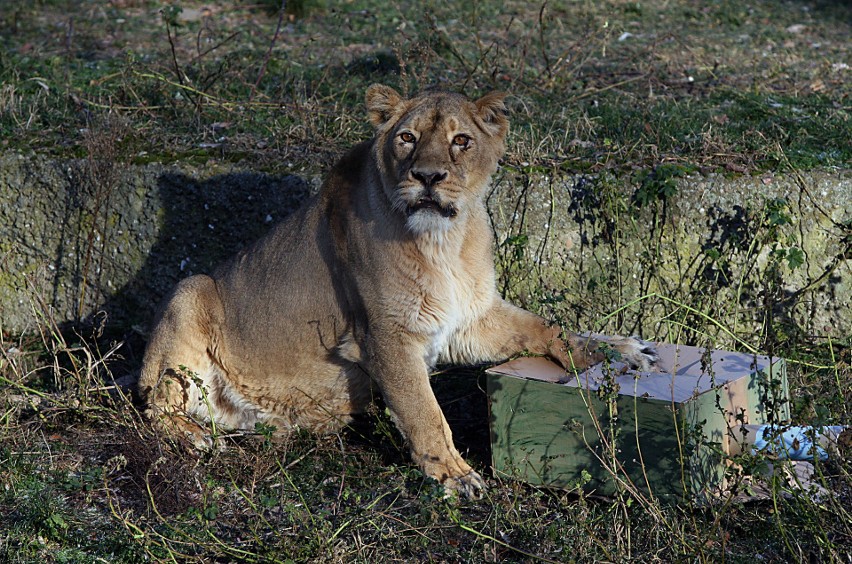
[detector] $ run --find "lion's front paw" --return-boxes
[611,336,659,372]
[151,411,222,452]
[442,470,486,500]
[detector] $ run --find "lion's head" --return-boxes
[366,85,508,235]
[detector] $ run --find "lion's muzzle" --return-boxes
[406,195,458,218]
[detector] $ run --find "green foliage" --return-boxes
[160,5,184,27]
[62,466,104,493]
[766,197,792,227]
[779,246,805,270]
[633,164,688,207]
[502,233,529,261]
[257,0,320,18]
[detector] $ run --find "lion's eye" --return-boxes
[452,134,470,148]
[400,132,416,144]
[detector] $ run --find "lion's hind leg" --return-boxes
[138,275,240,448]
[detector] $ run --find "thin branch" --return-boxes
[251,0,287,102]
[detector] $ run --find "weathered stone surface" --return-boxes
[1,151,849,344]
[0,152,312,333]
[487,168,851,343]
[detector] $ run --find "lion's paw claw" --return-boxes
[442,470,485,500]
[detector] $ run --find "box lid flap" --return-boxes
[486,343,776,402]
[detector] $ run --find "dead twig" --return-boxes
[251,0,287,102]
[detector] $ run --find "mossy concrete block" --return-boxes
[1,149,849,339]
[487,168,851,339]
[0,152,310,332]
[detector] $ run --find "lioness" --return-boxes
[139,85,657,497]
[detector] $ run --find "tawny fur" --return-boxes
[138,85,657,498]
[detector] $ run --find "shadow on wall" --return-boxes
[89,170,312,331]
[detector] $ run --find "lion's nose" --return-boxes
[411,169,448,188]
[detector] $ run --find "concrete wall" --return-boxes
[0,152,312,333]
[487,167,851,344]
[1,151,849,345]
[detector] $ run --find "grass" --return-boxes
[1,0,851,562]
[0,0,848,171]
[1,303,850,562]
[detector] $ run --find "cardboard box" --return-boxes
[486,342,789,502]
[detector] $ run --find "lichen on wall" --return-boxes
[488,167,851,346]
[1,151,849,349]
[0,152,310,333]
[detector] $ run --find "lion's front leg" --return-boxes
[444,299,585,368]
[365,331,484,498]
[448,298,658,372]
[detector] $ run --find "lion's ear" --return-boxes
[366,84,404,127]
[474,91,509,137]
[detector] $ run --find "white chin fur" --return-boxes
[406,211,453,235]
